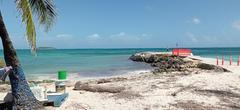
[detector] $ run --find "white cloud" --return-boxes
[38,32,152,48]
[87,34,101,40]
[83,32,151,48]
[192,17,200,24]
[85,34,102,44]
[109,32,141,41]
[184,32,224,46]
[56,34,73,38]
[187,17,200,24]
[112,32,126,37]
[232,20,240,30]
[202,35,218,42]
[141,33,148,37]
[186,32,198,42]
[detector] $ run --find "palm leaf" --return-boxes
[15,0,57,53]
[29,0,57,31]
[15,0,36,53]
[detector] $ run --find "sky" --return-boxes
[1,0,240,49]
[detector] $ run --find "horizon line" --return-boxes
[0,46,240,50]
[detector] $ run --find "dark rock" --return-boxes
[197,63,230,72]
[129,55,144,62]
[129,52,162,62]
[130,52,230,73]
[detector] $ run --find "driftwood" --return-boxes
[89,77,128,84]
[74,81,125,93]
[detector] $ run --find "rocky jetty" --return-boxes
[130,52,229,73]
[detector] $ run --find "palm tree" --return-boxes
[0,0,56,109]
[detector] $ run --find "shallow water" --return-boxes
[0,48,238,79]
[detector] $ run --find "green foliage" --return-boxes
[28,0,57,31]
[16,0,36,53]
[15,0,57,53]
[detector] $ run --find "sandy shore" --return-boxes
[0,56,239,110]
[42,56,240,110]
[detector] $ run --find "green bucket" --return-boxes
[58,70,67,80]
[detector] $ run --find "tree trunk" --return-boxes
[0,11,41,109]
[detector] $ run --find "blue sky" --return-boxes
[1,0,240,49]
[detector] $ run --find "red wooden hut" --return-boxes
[172,48,192,57]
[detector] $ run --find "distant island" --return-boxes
[37,47,56,50]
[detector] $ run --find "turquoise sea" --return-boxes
[0,48,239,79]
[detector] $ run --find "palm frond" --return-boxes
[15,0,36,53]
[15,0,57,53]
[29,0,57,31]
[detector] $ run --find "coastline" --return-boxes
[24,55,239,81]
[0,55,240,109]
[25,69,153,81]
[24,54,240,81]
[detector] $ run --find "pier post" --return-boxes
[230,56,232,66]
[238,56,240,66]
[222,56,224,65]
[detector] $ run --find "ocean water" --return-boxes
[0,48,239,79]
[191,47,240,61]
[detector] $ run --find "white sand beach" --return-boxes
[42,56,240,110]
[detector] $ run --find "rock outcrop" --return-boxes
[130,52,229,73]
